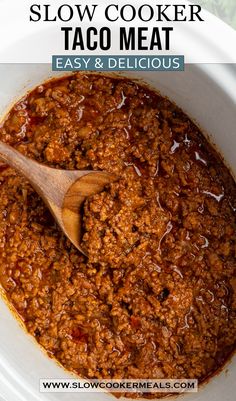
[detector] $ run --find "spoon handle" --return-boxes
[0,140,43,182]
[0,140,86,206]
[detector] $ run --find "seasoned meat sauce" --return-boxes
[0,73,235,397]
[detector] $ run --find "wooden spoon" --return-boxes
[0,141,115,255]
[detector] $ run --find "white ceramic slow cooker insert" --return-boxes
[0,17,236,400]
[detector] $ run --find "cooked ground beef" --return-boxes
[0,73,235,398]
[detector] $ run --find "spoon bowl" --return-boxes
[62,171,114,254]
[0,141,115,255]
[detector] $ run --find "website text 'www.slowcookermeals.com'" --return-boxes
[40,378,198,393]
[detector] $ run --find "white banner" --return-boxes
[39,378,198,393]
[0,0,235,63]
